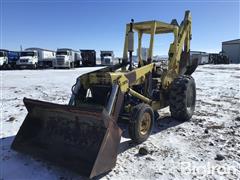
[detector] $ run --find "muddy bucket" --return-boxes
[11,98,122,178]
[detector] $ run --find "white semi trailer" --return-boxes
[16,48,56,69]
[54,48,81,68]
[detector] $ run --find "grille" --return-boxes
[20,59,28,63]
[56,56,65,65]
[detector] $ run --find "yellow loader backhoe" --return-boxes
[12,11,197,178]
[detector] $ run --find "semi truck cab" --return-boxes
[17,50,38,69]
[0,50,20,69]
[100,51,114,66]
[54,49,74,68]
[102,56,112,65]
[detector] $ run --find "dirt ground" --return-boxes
[0,64,239,179]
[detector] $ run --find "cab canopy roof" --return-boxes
[129,20,178,34]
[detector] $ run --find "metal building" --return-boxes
[222,39,240,64]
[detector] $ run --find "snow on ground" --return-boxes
[0,64,240,179]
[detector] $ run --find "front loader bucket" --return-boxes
[11,98,122,178]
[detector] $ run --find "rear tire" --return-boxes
[128,103,154,143]
[169,75,196,121]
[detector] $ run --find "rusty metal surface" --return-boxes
[11,98,122,178]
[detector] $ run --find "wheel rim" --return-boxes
[139,112,151,136]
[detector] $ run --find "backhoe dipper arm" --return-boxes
[163,10,192,88]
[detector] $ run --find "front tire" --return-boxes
[169,75,196,121]
[32,63,37,69]
[71,62,74,68]
[128,103,154,143]
[2,63,9,70]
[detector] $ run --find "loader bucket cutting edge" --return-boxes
[11,98,122,178]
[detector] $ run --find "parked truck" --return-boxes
[100,50,114,65]
[0,49,20,69]
[80,49,96,67]
[16,48,56,69]
[54,48,81,68]
[209,52,230,64]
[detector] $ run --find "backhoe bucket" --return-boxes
[11,98,122,178]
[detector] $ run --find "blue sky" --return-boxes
[0,0,239,57]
